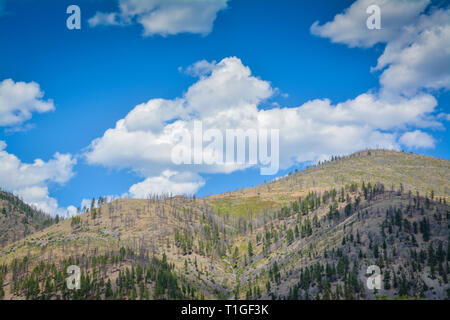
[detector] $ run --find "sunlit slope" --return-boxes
[0,197,235,299]
[0,149,448,300]
[210,149,449,205]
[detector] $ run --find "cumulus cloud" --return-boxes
[311,0,450,96]
[129,170,205,198]
[85,57,274,178]
[374,9,450,96]
[88,0,228,36]
[0,78,54,127]
[84,57,442,197]
[311,0,430,48]
[399,130,435,149]
[0,141,76,217]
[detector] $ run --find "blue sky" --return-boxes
[0,0,448,216]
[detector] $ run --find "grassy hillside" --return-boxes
[0,149,448,300]
[213,149,449,202]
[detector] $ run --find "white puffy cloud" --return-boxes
[129,170,205,198]
[88,0,228,36]
[16,186,59,216]
[85,57,274,178]
[0,140,76,217]
[311,0,430,48]
[374,9,450,96]
[85,57,442,197]
[311,0,450,96]
[66,206,78,217]
[285,93,438,131]
[0,78,54,127]
[184,58,273,117]
[399,130,435,149]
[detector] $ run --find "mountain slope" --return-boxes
[0,190,58,248]
[205,149,449,223]
[0,149,448,300]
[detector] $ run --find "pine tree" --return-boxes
[287,229,294,244]
[384,270,391,290]
[105,279,113,299]
[373,243,379,259]
[248,241,253,258]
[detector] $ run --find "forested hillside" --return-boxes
[0,150,448,300]
[0,191,58,248]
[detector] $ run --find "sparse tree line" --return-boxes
[0,177,448,300]
[255,183,449,300]
[0,247,196,300]
[0,191,59,246]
